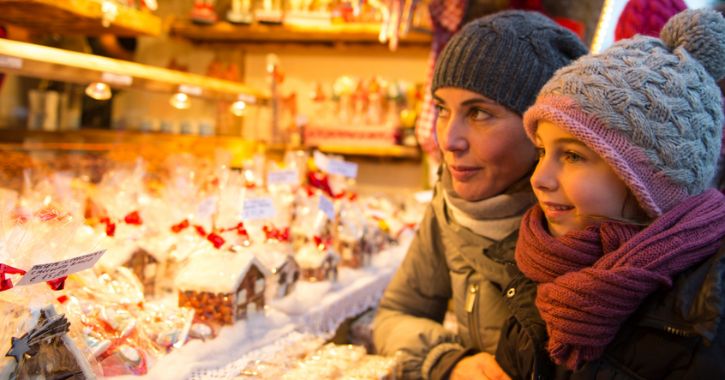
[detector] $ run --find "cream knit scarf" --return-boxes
[441,166,535,241]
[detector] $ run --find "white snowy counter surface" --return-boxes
[115,235,411,380]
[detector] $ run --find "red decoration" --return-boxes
[307,171,335,197]
[123,211,143,225]
[207,233,226,249]
[194,225,207,237]
[263,225,290,242]
[171,219,190,233]
[100,217,116,237]
[0,263,26,291]
[46,276,67,291]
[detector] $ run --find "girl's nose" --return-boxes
[531,156,557,192]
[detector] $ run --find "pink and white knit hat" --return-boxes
[523,9,725,217]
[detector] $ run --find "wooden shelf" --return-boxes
[0,128,260,168]
[0,0,162,37]
[316,144,420,159]
[170,20,432,46]
[0,39,268,103]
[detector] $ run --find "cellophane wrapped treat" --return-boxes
[0,208,106,379]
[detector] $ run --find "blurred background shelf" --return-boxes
[0,0,162,36]
[0,38,267,102]
[170,20,432,46]
[315,144,421,159]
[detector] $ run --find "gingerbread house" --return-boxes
[176,252,269,326]
[1,305,96,380]
[295,244,339,282]
[253,241,300,300]
[97,235,165,297]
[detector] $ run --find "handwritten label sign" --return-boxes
[242,197,277,221]
[318,194,335,220]
[15,250,106,287]
[313,151,358,178]
[0,56,22,70]
[267,168,299,186]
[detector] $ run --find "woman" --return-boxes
[496,9,725,379]
[372,10,587,380]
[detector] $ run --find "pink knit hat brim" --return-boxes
[523,95,690,218]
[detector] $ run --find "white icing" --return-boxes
[175,252,266,293]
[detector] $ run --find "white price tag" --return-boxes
[101,72,133,86]
[242,197,277,221]
[179,84,203,96]
[0,56,22,69]
[318,194,335,220]
[197,196,217,219]
[15,250,106,287]
[327,158,358,178]
[313,151,358,178]
[267,168,300,186]
[313,151,330,172]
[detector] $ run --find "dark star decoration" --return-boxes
[5,334,30,363]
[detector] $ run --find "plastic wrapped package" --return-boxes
[0,300,102,380]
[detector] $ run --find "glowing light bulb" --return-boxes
[230,99,247,116]
[85,82,112,100]
[170,92,191,109]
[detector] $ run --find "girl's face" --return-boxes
[531,121,644,237]
[434,87,537,202]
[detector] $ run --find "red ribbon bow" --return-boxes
[0,264,26,291]
[307,171,335,198]
[263,225,290,242]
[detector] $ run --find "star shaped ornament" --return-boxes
[5,334,30,363]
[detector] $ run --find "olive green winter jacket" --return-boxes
[373,179,532,379]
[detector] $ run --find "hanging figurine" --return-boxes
[190,0,218,25]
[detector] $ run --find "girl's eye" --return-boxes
[535,147,545,158]
[563,150,584,163]
[469,108,490,121]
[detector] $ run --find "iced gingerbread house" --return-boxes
[296,243,339,282]
[252,240,300,300]
[336,201,370,268]
[96,230,169,297]
[176,252,269,325]
[1,305,96,380]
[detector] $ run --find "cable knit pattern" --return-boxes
[515,189,725,370]
[524,9,725,216]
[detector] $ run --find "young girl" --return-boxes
[495,9,725,379]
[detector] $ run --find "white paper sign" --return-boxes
[242,197,277,221]
[101,72,133,86]
[318,194,335,220]
[196,196,217,219]
[313,151,358,178]
[0,56,22,69]
[313,151,330,171]
[15,250,106,287]
[267,168,300,186]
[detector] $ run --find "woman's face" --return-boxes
[434,87,537,202]
[531,120,644,236]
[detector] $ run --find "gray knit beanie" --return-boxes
[431,10,588,115]
[523,9,725,217]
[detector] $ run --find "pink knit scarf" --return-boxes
[515,189,725,370]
